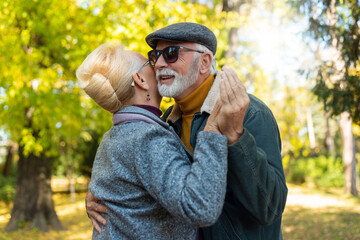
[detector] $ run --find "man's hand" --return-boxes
[85,191,108,233]
[205,67,250,145]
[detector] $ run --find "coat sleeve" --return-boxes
[134,126,228,227]
[227,107,288,226]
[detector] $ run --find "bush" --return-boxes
[287,156,344,188]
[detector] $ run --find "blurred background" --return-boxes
[0,0,359,239]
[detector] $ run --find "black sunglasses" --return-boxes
[147,46,204,67]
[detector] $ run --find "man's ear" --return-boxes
[132,72,149,90]
[199,52,212,74]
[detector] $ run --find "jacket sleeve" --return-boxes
[227,107,288,226]
[134,127,228,227]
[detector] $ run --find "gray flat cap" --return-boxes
[146,22,217,55]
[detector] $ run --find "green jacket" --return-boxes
[161,73,288,239]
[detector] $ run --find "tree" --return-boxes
[222,0,252,60]
[289,0,359,196]
[0,0,111,231]
[0,0,235,232]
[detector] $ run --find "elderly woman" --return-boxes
[76,43,230,240]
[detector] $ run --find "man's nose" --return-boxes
[154,53,168,71]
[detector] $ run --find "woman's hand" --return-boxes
[85,191,108,233]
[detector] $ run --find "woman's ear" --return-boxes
[132,72,149,90]
[199,52,212,74]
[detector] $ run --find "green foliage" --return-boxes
[287,156,344,188]
[0,0,111,163]
[313,63,360,124]
[0,174,15,204]
[0,0,240,179]
[275,86,318,159]
[289,0,360,123]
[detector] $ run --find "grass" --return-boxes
[0,192,92,240]
[282,183,360,240]
[0,184,359,239]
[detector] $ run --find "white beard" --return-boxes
[156,57,200,98]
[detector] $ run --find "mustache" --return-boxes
[156,69,178,79]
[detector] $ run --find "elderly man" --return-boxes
[87,22,287,239]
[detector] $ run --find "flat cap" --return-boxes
[146,22,217,55]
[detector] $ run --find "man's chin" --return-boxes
[158,86,181,98]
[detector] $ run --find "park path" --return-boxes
[285,183,358,208]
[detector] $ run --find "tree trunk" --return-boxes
[306,108,316,150]
[339,112,358,196]
[225,27,239,60]
[222,0,250,59]
[326,0,358,196]
[67,165,76,202]
[5,145,65,232]
[325,111,335,156]
[2,142,16,177]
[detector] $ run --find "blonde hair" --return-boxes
[76,43,143,113]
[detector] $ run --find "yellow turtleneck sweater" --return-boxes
[177,74,215,153]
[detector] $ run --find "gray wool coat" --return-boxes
[89,106,228,240]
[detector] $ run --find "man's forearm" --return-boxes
[226,129,287,225]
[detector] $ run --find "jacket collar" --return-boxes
[167,70,221,123]
[115,106,170,128]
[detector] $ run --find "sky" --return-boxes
[238,2,316,87]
